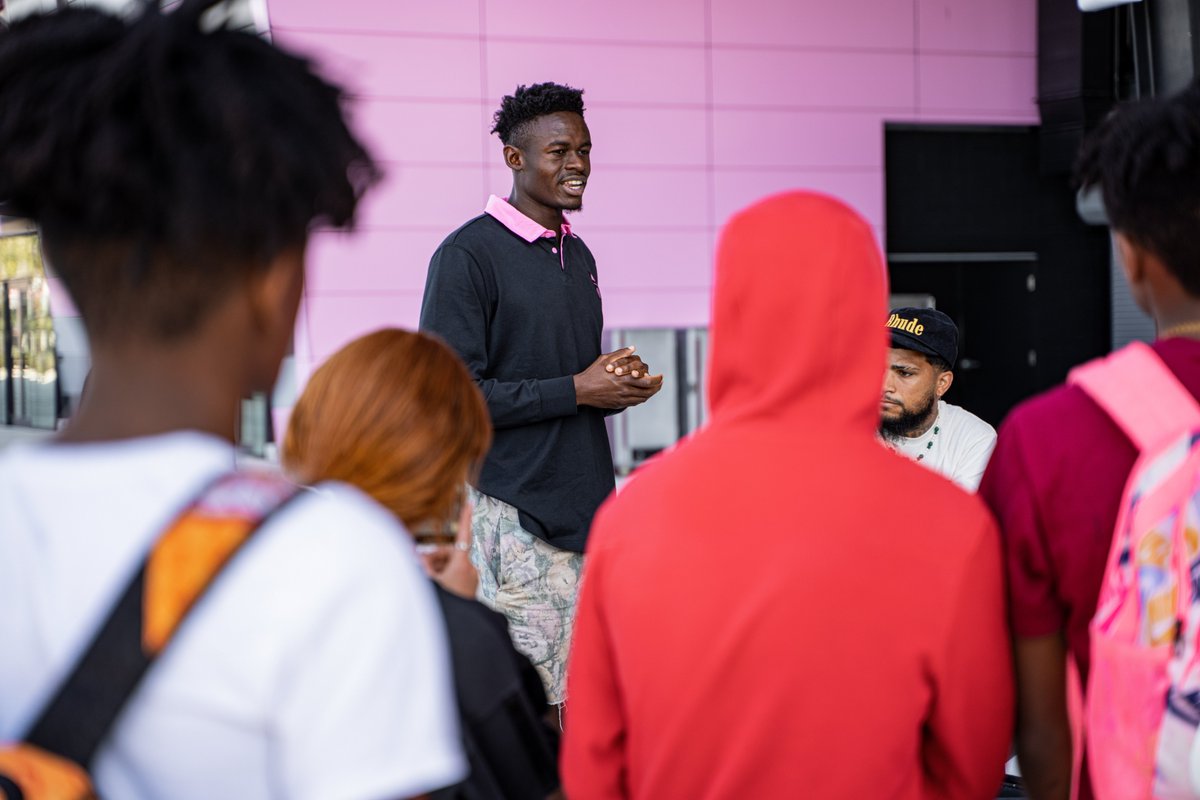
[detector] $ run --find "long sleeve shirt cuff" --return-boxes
[542,375,580,418]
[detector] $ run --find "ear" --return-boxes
[1115,232,1145,288]
[245,247,305,339]
[935,369,954,399]
[1114,231,1154,317]
[503,143,524,171]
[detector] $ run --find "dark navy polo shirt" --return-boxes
[419,201,614,552]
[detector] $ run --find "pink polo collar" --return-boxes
[485,195,572,243]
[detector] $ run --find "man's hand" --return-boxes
[419,501,479,599]
[574,346,664,409]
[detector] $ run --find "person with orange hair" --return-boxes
[283,328,561,800]
[283,328,490,596]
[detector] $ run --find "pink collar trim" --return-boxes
[485,195,572,243]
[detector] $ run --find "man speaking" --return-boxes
[420,82,662,708]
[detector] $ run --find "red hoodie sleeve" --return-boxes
[561,518,627,800]
[922,513,1014,799]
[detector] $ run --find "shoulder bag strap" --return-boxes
[1069,340,1200,452]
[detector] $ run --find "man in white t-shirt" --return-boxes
[0,3,465,798]
[881,307,997,491]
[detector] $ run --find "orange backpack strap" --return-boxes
[22,471,301,769]
[0,744,93,799]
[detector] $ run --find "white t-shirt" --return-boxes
[886,400,997,491]
[0,431,466,800]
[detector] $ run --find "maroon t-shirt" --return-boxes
[979,337,1200,799]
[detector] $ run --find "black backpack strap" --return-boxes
[0,774,24,800]
[23,471,302,767]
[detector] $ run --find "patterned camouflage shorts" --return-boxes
[467,487,584,704]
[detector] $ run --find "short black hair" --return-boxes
[491,82,585,148]
[0,0,380,341]
[1075,78,1200,295]
[924,354,952,373]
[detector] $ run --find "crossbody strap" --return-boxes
[23,470,302,768]
[1068,341,1200,452]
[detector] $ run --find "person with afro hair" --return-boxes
[0,2,465,797]
[980,77,1200,800]
[420,82,663,712]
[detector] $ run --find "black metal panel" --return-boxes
[885,125,1111,425]
[1037,0,1117,173]
[1148,0,1199,95]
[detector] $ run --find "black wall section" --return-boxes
[1037,0,1199,177]
[1147,0,1200,95]
[885,124,1111,428]
[1194,0,1200,80]
[1038,0,1116,174]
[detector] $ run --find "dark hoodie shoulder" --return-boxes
[432,585,559,800]
[433,586,548,719]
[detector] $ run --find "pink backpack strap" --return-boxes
[1068,341,1200,452]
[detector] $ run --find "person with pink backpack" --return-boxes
[980,77,1200,800]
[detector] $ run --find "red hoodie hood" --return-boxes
[563,193,1011,800]
[707,191,888,437]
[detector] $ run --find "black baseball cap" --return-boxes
[886,307,958,366]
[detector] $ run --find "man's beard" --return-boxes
[880,390,938,439]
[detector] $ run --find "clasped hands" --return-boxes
[573,345,664,410]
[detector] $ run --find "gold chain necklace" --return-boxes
[1160,321,1200,339]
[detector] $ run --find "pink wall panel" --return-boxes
[602,288,712,330]
[306,230,445,295]
[304,293,424,362]
[712,109,885,168]
[581,107,710,167]
[709,0,916,49]
[485,40,708,106]
[267,0,479,36]
[710,49,916,110]
[483,0,707,45]
[713,169,884,230]
[266,0,1039,369]
[585,233,713,291]
[483,165,514,201]
[479,134,505,170]
[918,54,1038,116]
[272,29,481,100]
[918,0,1037,54]
[355,164,487,230]
[355,99,484,165]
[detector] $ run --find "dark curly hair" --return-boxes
[0,0,380,341]
[491,82,585,148]
[1075,78,1200,296]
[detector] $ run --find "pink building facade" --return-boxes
[266,0,1038,373]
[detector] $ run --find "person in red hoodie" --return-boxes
[561,191,1013,800]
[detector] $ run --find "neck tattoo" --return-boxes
[916,425,940,462]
